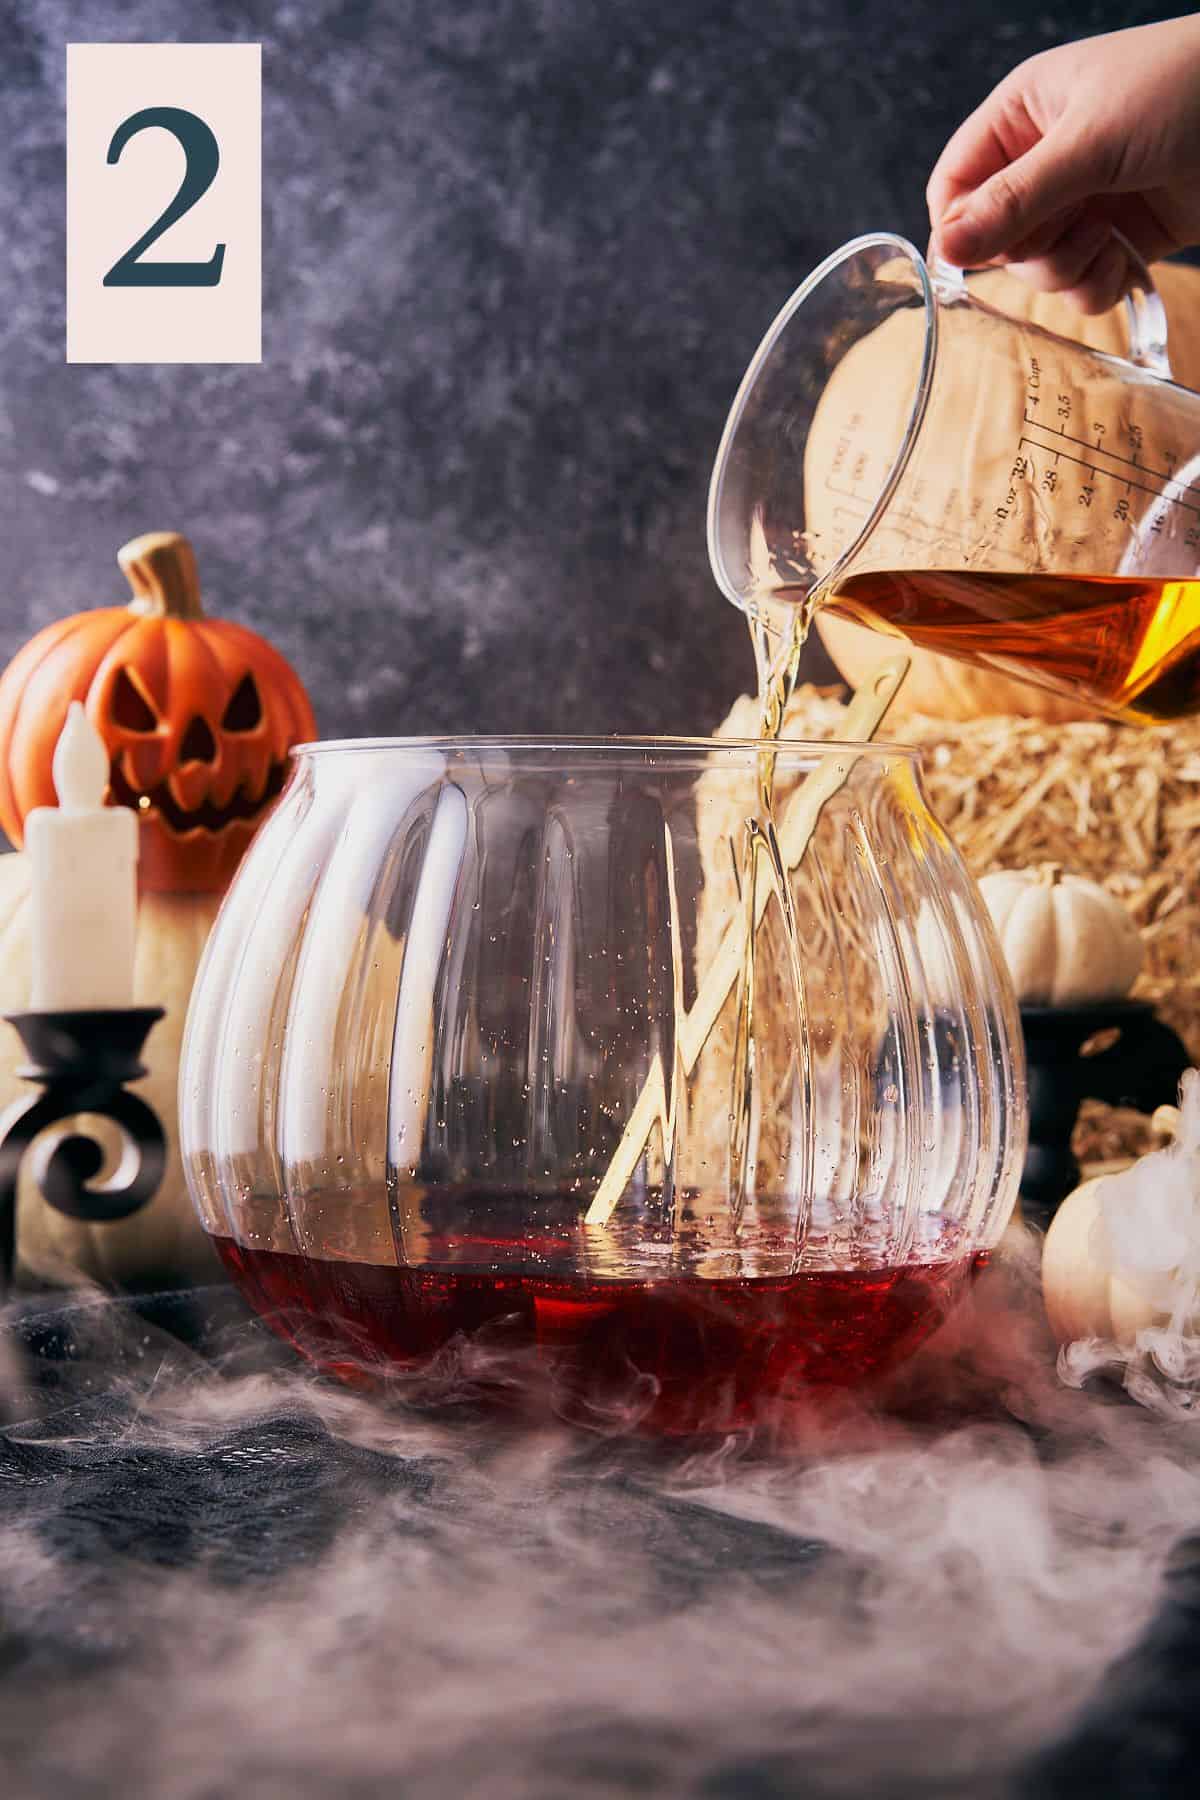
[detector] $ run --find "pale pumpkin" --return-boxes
[978,865,1143,1006]
[1043,1090,1200,1346]
[811,261,1200,721]
[1042,1173,1166,1345]
[0,851,221,1285]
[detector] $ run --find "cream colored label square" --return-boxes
[67,43,261,364]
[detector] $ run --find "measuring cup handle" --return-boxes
[1117,233,1172,379]
[930,231,1172,381]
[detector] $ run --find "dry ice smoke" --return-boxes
[1060,1070,1200,1417]
[3,1244,1200,1799]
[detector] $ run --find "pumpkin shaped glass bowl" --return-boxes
[180,737,1026,1432]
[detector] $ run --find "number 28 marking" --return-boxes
[102,107,225,288]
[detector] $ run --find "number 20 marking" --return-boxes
[102,107,225,288]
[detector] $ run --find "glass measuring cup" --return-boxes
[708,232,1200,721]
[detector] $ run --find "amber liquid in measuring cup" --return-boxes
[815,571,1200,723]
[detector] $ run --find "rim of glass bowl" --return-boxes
[290,734,919,760]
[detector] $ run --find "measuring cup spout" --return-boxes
[707,233,936,612]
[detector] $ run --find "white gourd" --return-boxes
[0,851,221,1285]
[978,865,1143,1006]
[1042,1176,1165,1345]
[1043,1076,1200,1346]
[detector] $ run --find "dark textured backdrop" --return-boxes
[0,0,1178,741]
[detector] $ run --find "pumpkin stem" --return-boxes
[1039,862,1064,887]
[118,532,204,620]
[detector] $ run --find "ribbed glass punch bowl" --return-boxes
[180,737,1025,1432]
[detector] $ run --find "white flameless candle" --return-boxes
[25,702,138,1011]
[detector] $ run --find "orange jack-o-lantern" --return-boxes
[0,532,316,893]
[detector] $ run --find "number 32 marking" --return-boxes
[102,107,225,288]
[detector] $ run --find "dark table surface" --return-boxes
[2,1247,1199,1798]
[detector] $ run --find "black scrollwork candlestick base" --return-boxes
[0,1008,166,1296]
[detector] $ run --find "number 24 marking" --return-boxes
[102,107,225,288]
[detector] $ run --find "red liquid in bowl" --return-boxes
[212,1207,986,1433]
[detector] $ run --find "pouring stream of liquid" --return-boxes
[584,596,909,1231]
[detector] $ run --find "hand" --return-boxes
[927,16,1200,312]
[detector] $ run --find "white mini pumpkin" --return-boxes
[1042,1174,1164,1345]
[1043,1083,1200,1346]
[978,865,1143,1007]
[0,851,221,1285]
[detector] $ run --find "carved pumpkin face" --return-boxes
[0,533,316,894]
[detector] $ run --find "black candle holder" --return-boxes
[0,1008,166,1296]
[1019,999,1191,1231]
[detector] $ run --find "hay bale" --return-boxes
[702,684,1200,1167]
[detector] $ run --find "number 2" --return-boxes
[102,107,225,288]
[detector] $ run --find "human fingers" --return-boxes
[935,126,1106,268]
[1004,209,1117,293]
[927,74,1038,231]
[1057,235,1137,316]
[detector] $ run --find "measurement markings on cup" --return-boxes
[1017,438,1200,518]
[1019,410,1200,516]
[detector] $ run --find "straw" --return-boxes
[583,651,911,1229]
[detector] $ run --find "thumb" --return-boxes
[936,129,1099,266]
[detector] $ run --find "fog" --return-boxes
[2,1234,1198,1797]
